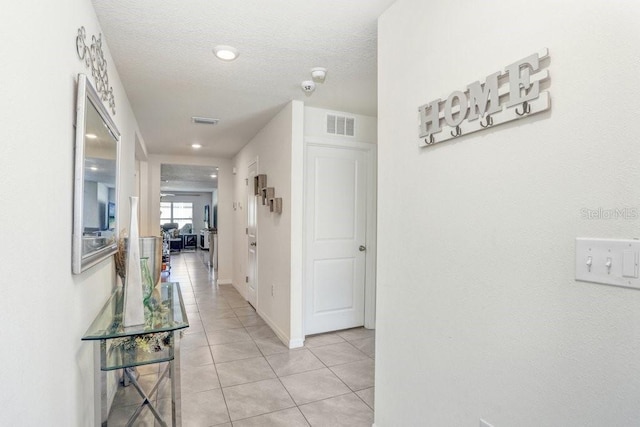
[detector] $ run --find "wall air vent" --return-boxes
[191,116,219,125]
[161,193,202,197]
[326,114,355,137]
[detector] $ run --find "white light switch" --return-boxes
[576,238,640,289]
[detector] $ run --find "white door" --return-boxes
[247,161,258,308]
[305,145,369,335]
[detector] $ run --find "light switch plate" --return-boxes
[576,238,640,289]
[622,250,638,277]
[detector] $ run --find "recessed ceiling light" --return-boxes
[213,45,239,61]
[210,174,217,178]
[192,143,202,149]
[192,116,219,125]
[86,133,97,139]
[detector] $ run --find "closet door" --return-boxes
[305,144,369,334]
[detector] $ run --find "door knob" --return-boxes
[250,242,256,246]
[359,245,366,252]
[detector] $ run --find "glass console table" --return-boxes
[82,282,189,426]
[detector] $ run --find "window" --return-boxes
[160,202,193,229]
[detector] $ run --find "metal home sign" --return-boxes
[418,48,550,147]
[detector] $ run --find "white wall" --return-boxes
[232,101,303,345]
[377,1,640,426]
[0,0,142,425]
[289,103,305,346]
[146,154,233,283]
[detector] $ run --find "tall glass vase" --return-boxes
[140,257,154,310]
[123,196,145,327]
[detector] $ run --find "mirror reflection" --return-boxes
[73,74,120,274]
[82,100,117,251]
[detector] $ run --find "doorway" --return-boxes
[304,141,376,335]
[159,163,218,265]
[247,160,258,308]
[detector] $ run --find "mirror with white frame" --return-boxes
[72,74,120,274]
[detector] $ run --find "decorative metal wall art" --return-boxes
[254,174,267,195]
[253,174,283,214]
[418,48,550,147]
[263,187,275,205]
[269,198,283,213]
[76,26,116,115]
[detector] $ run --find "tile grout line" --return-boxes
[215,307,248,424]
[187,252,234,425]
[304,338,369,402]
[211,295,307,424]
[169,251,375,424]
[229,306,311,426]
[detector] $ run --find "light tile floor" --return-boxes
[108,251,375,426]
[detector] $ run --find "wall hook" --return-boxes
[480,114,493,128]
[515,101,531,116]
[424,134,435,145]
[450,125,462,137]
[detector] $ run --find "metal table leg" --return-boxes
[98,331,183,426]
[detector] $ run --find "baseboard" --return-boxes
[257,308,295,348]
[217,279,232,285]
[289,337,305,348]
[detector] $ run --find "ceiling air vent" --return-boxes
[326,114,355,137]
[191,116,219,125]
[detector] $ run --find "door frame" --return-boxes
[302,137,377,335]
[247,158,259,309]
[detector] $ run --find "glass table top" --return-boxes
[82,282,189,340]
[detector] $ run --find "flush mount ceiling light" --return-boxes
[192,116,219,125]
[311,67,327,83]
[191,143,202,149]
[210,174,217,178]
[213,45,239,61]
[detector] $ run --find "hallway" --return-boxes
[108,251,375,426]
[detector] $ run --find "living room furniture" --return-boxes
[169,238,183,252]
[200,229,211,250]
[82,282,189,426]
[182,234,197,251]
[162,223,179,232]
[162,234,171,272]
[163,223,197,253]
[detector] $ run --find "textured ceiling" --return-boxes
[92,0,395,158]
[161,163,218,192]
